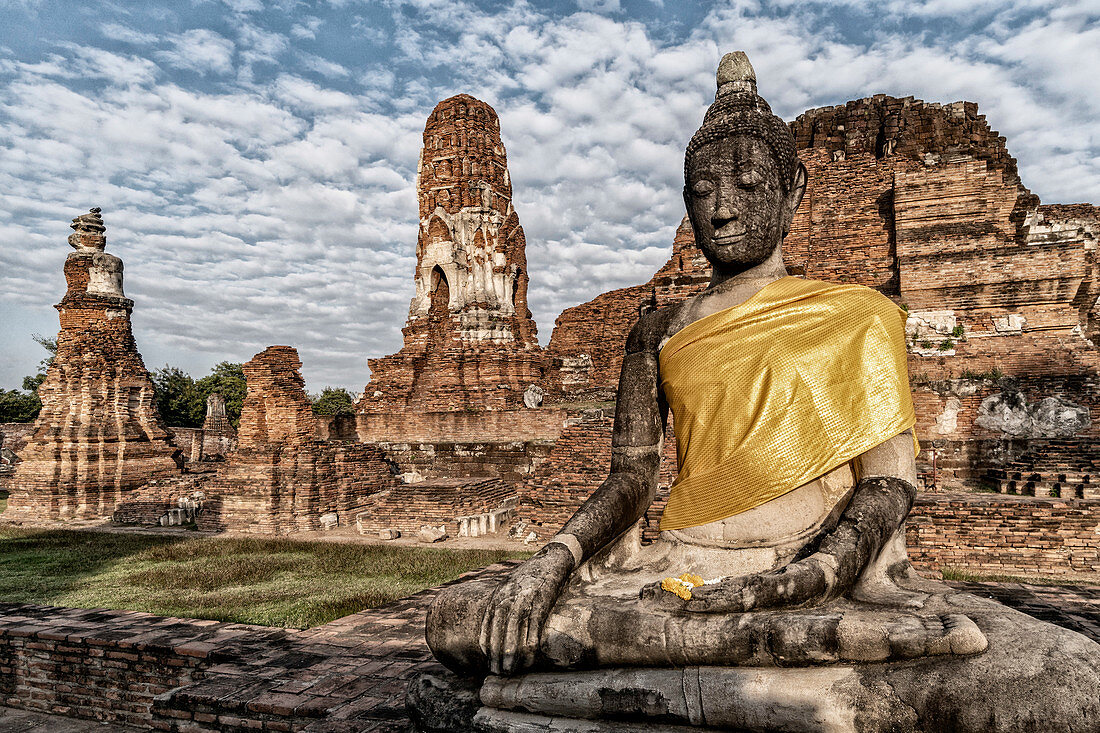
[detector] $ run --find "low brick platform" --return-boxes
[1,566,1097,732]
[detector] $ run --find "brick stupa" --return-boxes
[358,95,543,412]
[6,208,182,520]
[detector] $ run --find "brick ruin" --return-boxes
[197,346,397,533]
[5,209,182,521]
[536,95,1100,502]
[358,94,543,413]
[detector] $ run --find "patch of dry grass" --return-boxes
[940,566,1100,588]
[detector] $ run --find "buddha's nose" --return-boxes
[713,203,739,225]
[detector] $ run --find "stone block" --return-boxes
[418,526,448,543]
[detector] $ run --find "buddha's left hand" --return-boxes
[641,475,917,613]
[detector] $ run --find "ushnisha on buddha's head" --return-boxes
[684,52,807,275]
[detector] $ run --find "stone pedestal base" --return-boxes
[409,593,1100,733]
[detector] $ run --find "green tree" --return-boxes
[152,366,204,427]
[195,362,246,428]
[0,390,40,423]
[31,333,56,371]
[0,335,57,422]
[311,387,356,416]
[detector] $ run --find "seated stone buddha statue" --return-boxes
[411,53,1100,733]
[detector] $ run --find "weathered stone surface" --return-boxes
[523,384,544,408]
[975,391,1090,437]
[359,95,543,413]
[418,525,448,543]
[5,209,181,521]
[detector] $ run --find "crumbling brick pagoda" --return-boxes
[5,209,181,520]
[200,346,396,533]
[359,95,542,412]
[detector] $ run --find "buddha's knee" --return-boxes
[874,611,1100,732]
[426,577,498,675]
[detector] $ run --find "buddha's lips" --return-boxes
[712,232,746,245]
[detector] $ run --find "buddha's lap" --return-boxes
[427,565,1092,677]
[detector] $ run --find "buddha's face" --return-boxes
[685,135,791,273]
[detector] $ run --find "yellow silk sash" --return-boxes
[658,276,917,531]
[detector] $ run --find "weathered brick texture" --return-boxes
[359,95,543,413]
[907,494,1100,575]
[197,347,399,533]
[5,209,181,521]
[354,477,517,536]
[356,408,569,443]
[0,605,215,728]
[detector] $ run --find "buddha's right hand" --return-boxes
[479,542,575,675]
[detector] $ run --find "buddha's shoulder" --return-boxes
[793,278,902,316]
[625,303,682,354]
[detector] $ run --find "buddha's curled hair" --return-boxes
[685,52,798,194]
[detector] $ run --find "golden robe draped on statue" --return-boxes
[658,277,917,531]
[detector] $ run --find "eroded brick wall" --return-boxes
[372,440,554,484]
[907,494,1100,575]
[0,604,214,728]
[198,347,399,534]
[356,408,570,443]
[354,477,517,535]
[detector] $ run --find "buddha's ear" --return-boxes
[783,162,808,234]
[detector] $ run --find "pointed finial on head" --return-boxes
[716,51,756,98]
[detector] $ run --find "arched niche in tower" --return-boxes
[429,265,452,317]
[427,216,452,245]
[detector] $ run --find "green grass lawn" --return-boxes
[0,528,528,628]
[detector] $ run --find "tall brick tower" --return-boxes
[360,95,543,412]
[6,208,181,520]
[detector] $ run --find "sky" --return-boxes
[1,0,1098,394]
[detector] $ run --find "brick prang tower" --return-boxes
[360,94,543,412]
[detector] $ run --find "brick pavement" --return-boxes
[0,566,1097,732]
[0,706,129,732]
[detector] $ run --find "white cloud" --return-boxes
[290,16,323,39]
[157,29,235,75]
[298,51,350,79]
[100,23,158,46]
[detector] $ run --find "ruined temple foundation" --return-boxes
[5,209,181,521]
[197,346,398,533]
